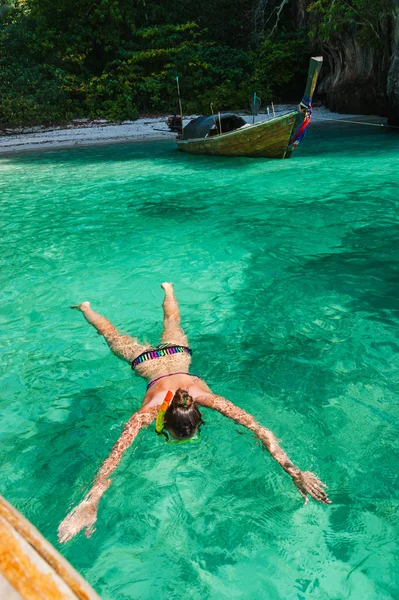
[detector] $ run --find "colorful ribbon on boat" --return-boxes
[132,344,192,370]
[288,96,312,150]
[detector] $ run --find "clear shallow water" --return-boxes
[0,122,398,600]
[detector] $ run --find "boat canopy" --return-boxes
[182,113,247,140]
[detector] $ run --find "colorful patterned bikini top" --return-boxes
[131,343,192,370]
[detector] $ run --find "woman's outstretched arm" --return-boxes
[196,394,331,505]
[58,406,157,543]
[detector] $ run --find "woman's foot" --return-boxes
[70,301,91,311]
[161,282,174,295]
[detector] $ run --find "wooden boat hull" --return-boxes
[174,56,323,159]
[176,111,297,159]
[0,494,100,600]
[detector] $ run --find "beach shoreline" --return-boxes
[0,106,383,155]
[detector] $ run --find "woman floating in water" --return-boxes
[58,282,330,543]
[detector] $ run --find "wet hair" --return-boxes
[163,388,203,440]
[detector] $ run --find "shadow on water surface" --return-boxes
[298,120,398,158]
[291,222,399,318]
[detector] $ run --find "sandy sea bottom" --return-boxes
[0,121,398,599]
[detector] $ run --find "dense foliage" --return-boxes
[0,0,312,125]
[0,0,390,126]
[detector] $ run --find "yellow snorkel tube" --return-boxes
[155,390,174,434]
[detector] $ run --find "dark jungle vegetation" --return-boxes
[0,0,389,126]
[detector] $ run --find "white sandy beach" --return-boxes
[0,106,382,154]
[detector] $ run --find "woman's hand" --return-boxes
[58,481,111,543]
[58,498,99,543]
[291,470,331,505]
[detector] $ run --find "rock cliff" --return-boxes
[387,4,399,124]
[297,0,399,124]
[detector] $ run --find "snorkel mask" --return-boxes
[155,390,201,444]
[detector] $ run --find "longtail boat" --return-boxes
[175,56,323,159]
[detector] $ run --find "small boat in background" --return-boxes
[173,56,323,159]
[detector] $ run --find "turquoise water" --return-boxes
[1,122,398,599]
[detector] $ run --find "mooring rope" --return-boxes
[324,118,399,129]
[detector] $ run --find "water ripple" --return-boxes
[1,125,398,599]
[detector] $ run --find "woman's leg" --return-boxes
[72,301,148,363]
[160,283,189,346]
